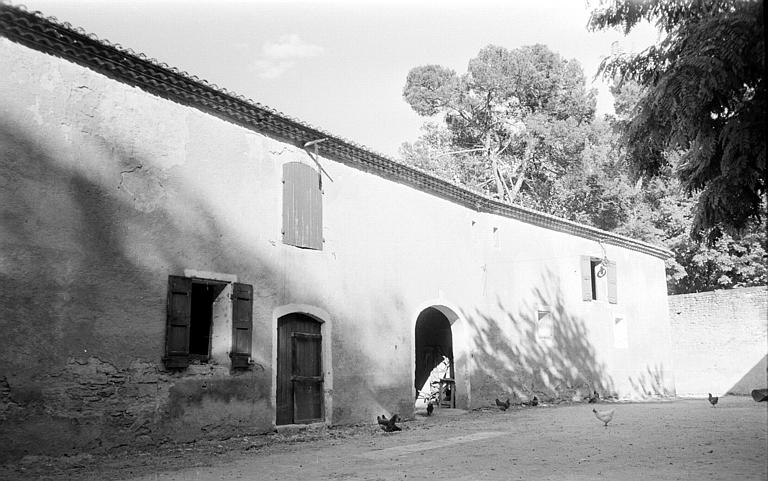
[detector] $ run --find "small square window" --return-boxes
[537,309,553,340]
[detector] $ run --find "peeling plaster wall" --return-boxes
[0,38,673,461]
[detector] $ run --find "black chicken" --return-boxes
[708,393,719,408]
[495,398,510,411]
[588,390,600,403]
[522,395,539,407]
[426,402,434,416]
[377,414,401,432]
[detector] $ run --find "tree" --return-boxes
[588,0,766,240]
[401,44,596,205]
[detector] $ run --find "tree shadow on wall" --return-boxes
[628,364,674,398]
[462,272,615,404]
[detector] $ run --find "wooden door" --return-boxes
[276,314,323,425]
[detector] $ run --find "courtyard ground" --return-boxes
[2,396,766,481]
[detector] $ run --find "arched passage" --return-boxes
[414,307,455,408]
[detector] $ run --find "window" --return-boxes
[283,161,322,250]
[163,275,253,369]
[536,309,553,340]
[614,317,628,348]
[580,255,617,303]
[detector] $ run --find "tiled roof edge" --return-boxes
[0,3,673,260]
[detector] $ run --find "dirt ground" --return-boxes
[2,396,766,481]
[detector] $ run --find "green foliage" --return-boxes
[667,219,768,293]
[589,0,766,239]
[400,39,767,295]
[401,44,596,204]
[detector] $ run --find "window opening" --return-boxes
[537,309,553,340]
[590,259,601,300]
[189,283,215,359]
[164,276,252,370]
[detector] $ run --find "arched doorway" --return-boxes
[414,307,454,409]
[276,313,323,425]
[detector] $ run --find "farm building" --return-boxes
[0,5,674,461]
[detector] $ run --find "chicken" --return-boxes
[426,402,434,416]
[588,390,600,404]
[708,393,719,408]
[495,398,510,411]
[377,414,401,432]
[592,408,614,427]
[523,396,539,407]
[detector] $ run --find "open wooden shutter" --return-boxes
[580,256,593,301]
[283,162,322,250]
[230,283,253,369]
[607,261,618,304]
[164,276,192,368]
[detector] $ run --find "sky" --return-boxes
[17,0,659,158]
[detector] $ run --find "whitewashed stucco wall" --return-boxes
[1,36,673,459]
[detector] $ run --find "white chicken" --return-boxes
[592,408,615,427]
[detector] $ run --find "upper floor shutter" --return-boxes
[607,261,618,304]
[580,255,593,301]
[283,162,322,250]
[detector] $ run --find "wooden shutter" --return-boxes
[230,283,253,369]
[283,162,322,250]
[580,256,593,301]
[607,261,618,304]
[164,276,192,368]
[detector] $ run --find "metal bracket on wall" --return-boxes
[303,138,334,182]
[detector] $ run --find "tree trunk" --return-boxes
[509,136,536,202]
[487,132,505,200]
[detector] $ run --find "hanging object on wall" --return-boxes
[303,138,334,182]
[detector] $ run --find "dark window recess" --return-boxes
[581,256,618,304]
[189,283,215,359]
[282,161,323,250]
[590,259,601,301]
[163,276,253,369]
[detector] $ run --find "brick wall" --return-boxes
[669,286,767,397]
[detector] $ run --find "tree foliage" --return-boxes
[588,0,766,240]
[399,40,766,294]
[401,44,596,205]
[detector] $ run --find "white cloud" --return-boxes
[252,34,324,79]
[262,34,324,59]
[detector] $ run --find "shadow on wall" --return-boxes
[0,116,278,460]
[326,292,414,425]
[628,364,674,398]
[728,354,768,395]
[462,273,615,405]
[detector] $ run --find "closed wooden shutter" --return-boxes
[607,261,618,304]
[580,256,593,301]
[164,276,192,368]
[283,162,322,250]
[230,283,253,368]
